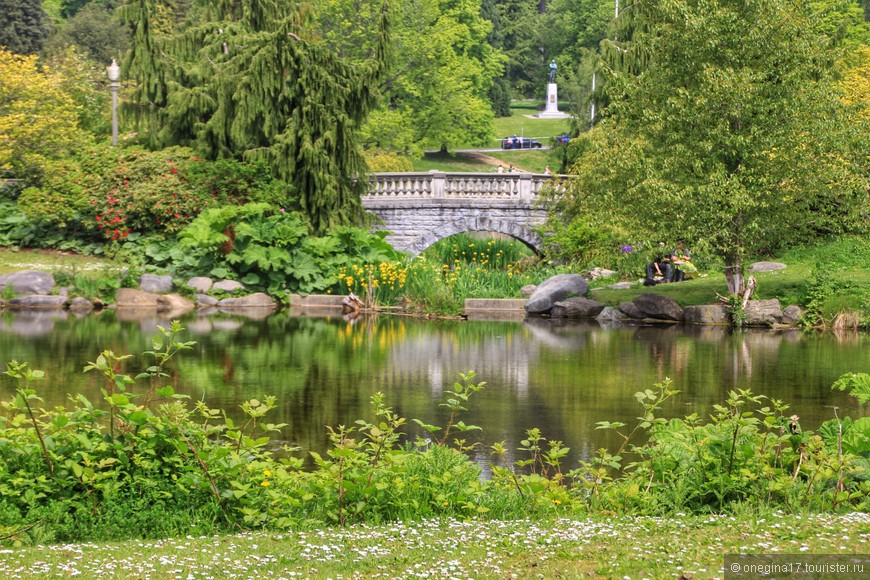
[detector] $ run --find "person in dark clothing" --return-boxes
[645,255,669,285]
[644,243,670,285]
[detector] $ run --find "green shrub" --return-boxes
[17,144,294,249]
[1,326,866,546]
[364,150,415,172]
[169,203,403,297]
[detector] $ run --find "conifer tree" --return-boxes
[121,0,388,233]
[0,0,51,55]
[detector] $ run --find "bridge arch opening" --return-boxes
[406,217,543,257]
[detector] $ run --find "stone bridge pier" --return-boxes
[362,172,555,256]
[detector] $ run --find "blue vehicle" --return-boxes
[554,133,571,144]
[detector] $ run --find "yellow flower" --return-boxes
[443,501,449,506]
[261,480,270,487]
[263,469,272,477]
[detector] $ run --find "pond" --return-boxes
[1,309,868,467]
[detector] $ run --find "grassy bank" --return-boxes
[0,248,116,276]
[1,235,868,324]
[2,513,867,579]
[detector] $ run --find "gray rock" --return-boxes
[115,288,160,308]
[187,276,213,293]
[748,262,787,272]
[157,293,195,313]
[218,293,276,308]
[782,304,803,325]
[586,267,617,280]
[520,284,537,298]
[68,296,95,314]
[618,301,644,319]
[196,293,219,307]
[632,293,684,321]
[139,274,174,293]
[683,304,729,325]
[596,306,629,321]
[608,281,633,290]
[744,299,783,327]
[6,295,68,309]
[0,270,56,295]
[213,279,245,293]
[524,274,589,315]
[551,297,606,319]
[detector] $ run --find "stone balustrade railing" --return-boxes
[366,172,557,201]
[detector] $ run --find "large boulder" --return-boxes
[748,262,787,273]
[782,305,803,325]
[683,304,729,325]
[218,293,276,308]
[744,299,783,327]
[586,267,617,280]
[68,296,95,314]
[6,295,67,309]
[187,276,214,293]
[596,306,629,322]
[139,274,173,293]
[618,301,644,319]
[632,293,684,321]
[157,293,195,313]
[0,270,55,295]
[551,297,606,319]
[213,279,245,293]
[196,294,219,307]
[524,274,589,315]
[115,288,160,308]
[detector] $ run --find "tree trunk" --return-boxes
[724,257,744,295]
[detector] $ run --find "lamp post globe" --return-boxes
[107,59,120,146]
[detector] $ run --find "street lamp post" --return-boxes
[107,59,120,146]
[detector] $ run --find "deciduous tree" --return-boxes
[0,49,89,177]
[315,0,504,154]
[552,0,869,294]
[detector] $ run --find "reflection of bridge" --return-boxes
[363,172,557,255]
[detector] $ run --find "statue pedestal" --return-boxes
[535,83,571,119]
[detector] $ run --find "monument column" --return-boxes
[536,60,570,119]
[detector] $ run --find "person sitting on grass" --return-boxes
[645,243,670,285]
[668,240,697,282]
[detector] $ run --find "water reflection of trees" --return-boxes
[0,311,865,465]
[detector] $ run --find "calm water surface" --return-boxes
[1,309,868,466]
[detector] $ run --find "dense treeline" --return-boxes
[0,0,867,299]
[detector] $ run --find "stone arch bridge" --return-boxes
[363,172,558,255]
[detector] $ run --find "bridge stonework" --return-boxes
[363,172,553,255]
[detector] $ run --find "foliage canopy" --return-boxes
[552,0,869,293]
[0,49,90,177]
[121,0,389,233]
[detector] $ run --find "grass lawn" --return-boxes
[0,248,116,276]
[411,150,562,174]
[2,513,867,579]
[485,149,561,174]
[410,151,495,173]
[491,108,571,146]
[447,100,572,150]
